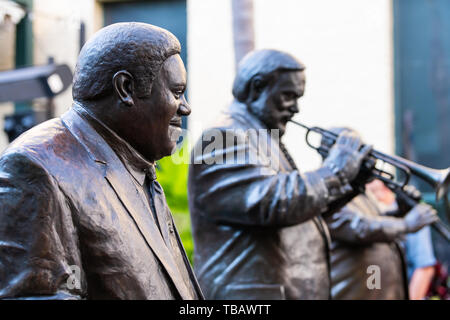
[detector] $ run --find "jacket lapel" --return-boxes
[238,107,332,246]
[61,107,191,299]
[104,165,191,299]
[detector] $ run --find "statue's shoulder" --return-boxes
[1,116,84,173]
[5,117,65,153]
[205,102,254,133]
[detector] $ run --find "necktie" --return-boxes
[144,174,165,241]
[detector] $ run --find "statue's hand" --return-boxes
[394,184,423,215]
[404,203,439,233]
[323,130,372,184]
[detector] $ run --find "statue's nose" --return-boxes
[179,95,191,116]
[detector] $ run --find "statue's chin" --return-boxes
[168,125,182,141]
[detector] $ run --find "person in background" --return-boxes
[367,179,437,300]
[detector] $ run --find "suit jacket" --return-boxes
[325,193,408,299]
[188,101,331,300]
[0,105,203,300]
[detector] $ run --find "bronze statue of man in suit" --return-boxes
[188,49,371,299]
[0,22,203,300]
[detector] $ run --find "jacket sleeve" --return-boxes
[0,151,85,299]
[324,195,407,244]
[188,128,332,227]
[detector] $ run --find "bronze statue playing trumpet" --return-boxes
[290,120,450,242]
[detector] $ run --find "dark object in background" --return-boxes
[0,62,73,141]
[3,110,47,142]
[0,63,72,103]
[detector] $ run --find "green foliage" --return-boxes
[156,143,194,264]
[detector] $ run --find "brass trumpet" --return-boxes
[290,120,450,241]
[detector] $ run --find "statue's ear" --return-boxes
[248,75,266,102]
[112,70,135,107]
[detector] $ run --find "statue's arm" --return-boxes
[0,152,84,300]
[189,129,334,227]
[324,201,407,244]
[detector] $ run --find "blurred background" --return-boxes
[0,0,449,297]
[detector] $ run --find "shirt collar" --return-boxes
[73,102,156,186]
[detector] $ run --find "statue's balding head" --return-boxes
[232,49,305,103]
[232,49,306,136]
[71,23,189,163]
[72,22,181,102]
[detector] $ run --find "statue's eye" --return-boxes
[173,86,185,99]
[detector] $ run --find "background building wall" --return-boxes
[0,14,17,152]
[0,0,102,152]
[188,0,394,172]
[0,16,16,71]
[186,0,235,145]
[32,0,102,116]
